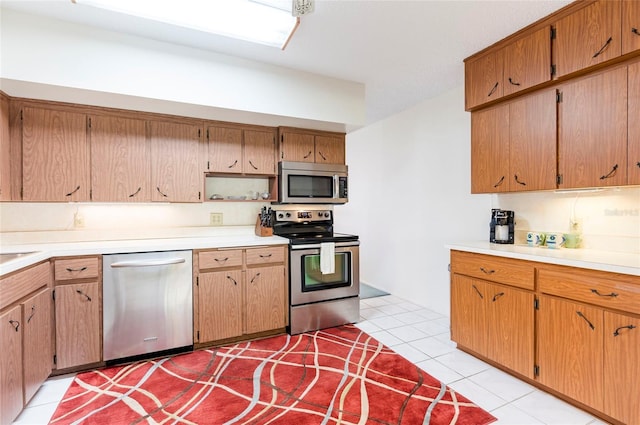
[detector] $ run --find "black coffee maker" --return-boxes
[490,209,515,244]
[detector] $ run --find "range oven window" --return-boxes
[301,252,350,291]
[288,174,333,198]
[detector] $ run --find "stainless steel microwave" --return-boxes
[278,161,348,204]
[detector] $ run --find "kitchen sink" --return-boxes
[0,252,39,265]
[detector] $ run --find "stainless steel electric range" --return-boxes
[271,208,360,335]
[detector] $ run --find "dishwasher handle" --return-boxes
[109,258,186,268]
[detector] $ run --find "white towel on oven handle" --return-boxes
[320,242,335,274]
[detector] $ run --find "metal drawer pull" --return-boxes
[592,36,613,58]
[493,176,505,188]
[66,266,87,273]
[250,272,261,284]
[27,306,36,324]
[576,311,595,330]
[9,320,20,332]
[65,185,81,197]
[111,258,185,268]
[227,275,238,286]
[76,290,92,302]
[590,289,618,298]
[613,325,636,337]
[492,292,505,302]
[480,267,495,274]
[214,257,229,263]
[487,81,499,97]
[259,254,272,258]
[472,285,484,299]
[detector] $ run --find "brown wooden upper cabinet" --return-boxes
[554,0,622,78]
[0,94,10,201]
[471,89,557,193]
[90,115,149,202]
[150,120,204,202]
[558,66,628,189]
[627,60,640,185]
[465,27,551,110]
[279,128,345,164]
[21,107,90,202]
[207,125,277,175]
[622,0,640,55]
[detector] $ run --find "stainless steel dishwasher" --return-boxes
[103,250,193,362]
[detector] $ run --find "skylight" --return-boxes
[71,0,300,49]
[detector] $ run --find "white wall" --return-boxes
[335,84,640,317]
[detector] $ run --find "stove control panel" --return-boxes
[274,209,332,222]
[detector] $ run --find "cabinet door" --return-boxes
[470,103,510,193]
[280,132,315,162]
[90,115,149,202]
[22,107,89,201]
[244,129,276,175]
[245,265,285,334]
[537,296,603,411]
[450,274,487,356]
[465,49,504,110]
[150,121,203,202]
[509,89,557,191]
[55,282,101,369]
[22,288,52,404]
[314,135,345,165]
[554,0,622,77]
[629,61,640,185]
[603,311,640,425]
[503,27,551,97]
[622,0,640,55]
[198,269,243,342]
[0,305,23,425]
[486,284,534,379]
[559,67,627,188]
[207,126,242,174]
[0,95,10,201]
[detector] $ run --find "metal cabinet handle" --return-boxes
[9,320,20,332]
[156,187,168,198]
[590,289,618,298]
[599,164,618,180]
[592,36,613,58]
[250,272,261,284]
[492,292,505,302]
[514,175,527,186]
[27,305,36,324]
[493,176,505,188]
[228,160,238,169]
[472,284,484,299]
[226,275,238,286]
[65,185,81,197]
[480,267,495,275]
[66,266,87,273]
[613,325,636,336]
[318,151,327,161]
[487,82,499,97]
[633,28,640,36]
[248,160,258,170]
[76,289,92,302]
[129,187,142,198]
[508,77,521,86]
[576,311,595,330]
[303,151,313,159]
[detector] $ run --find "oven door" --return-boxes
[290,242,359,306]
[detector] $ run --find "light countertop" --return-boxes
[447,241,640,276]
[0,226,289,277]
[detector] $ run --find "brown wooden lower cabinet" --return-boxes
[451,249,640,425]
[198,269,243,342]
[0,304,23,425]
[245,265,285,334]
[22,288,53,403]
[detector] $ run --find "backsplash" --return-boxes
[493,186,640,254]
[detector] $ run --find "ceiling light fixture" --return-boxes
[71,0,300,49]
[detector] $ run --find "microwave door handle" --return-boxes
[333,175,339,198]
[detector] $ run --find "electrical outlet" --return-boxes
[210,213,223,226]
[570,217,582,233]
[73,212,85,228]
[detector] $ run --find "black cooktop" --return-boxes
[283,232,359,245]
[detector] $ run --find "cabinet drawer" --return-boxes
[538,267,640,315]
[54,257,99,281]
[199,249,243,270]
[246,246,285,266]
[0,262,51,310]
[450,250,535,290]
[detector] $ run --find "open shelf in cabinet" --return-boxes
[204,174,277,202]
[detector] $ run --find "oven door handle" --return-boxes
[290,241,360,250]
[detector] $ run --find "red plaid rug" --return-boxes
[49,325,496,424]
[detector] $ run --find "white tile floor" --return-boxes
[13,293,611,425]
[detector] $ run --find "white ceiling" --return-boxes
[2,0,572,125]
